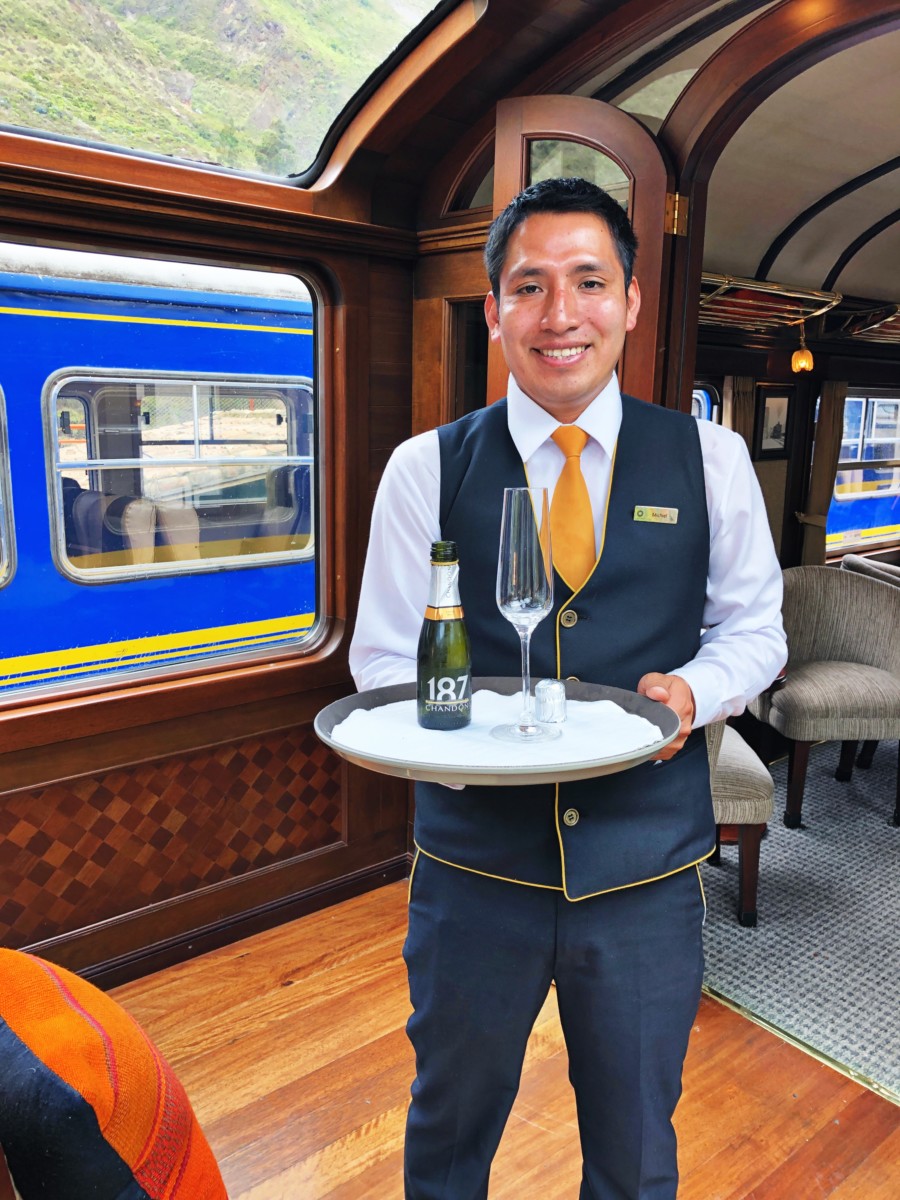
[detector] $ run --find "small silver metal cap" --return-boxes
[535,678,567,724]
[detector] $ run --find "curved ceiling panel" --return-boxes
[703,28,900,301]
[766,176,900,299]
[827,219,900,300]
[607,1,775,131]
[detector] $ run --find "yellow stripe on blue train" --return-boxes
[0,246,320,700]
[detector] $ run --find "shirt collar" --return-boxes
[506,374,622,461]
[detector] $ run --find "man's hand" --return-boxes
[637,672,696,761]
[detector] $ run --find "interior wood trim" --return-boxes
[591,0,772,104]
[0,141,418,261]
[660,0,900,181]
[0,683,352,796]
[311,0,489,193]
[822,209,900,293]
[35,855,410,990]
[0,627,351,756]
[418,220,492,256]
[756,157,900,280]
[418,0,715,224]
[293,0,480,187]
[522,0,718,98]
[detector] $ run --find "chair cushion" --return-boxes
[764,661,900,742]
[0,950,227,1200]
[711,725,774,826]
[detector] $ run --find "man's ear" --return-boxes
[626,277,641,332]
[484,290,502,343]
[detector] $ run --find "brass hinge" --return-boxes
[664,192,689,236]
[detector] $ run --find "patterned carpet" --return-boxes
[701,738,900,1103]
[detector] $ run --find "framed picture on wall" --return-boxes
[754,385,792,459]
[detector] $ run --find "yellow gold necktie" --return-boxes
[550,425,595,589]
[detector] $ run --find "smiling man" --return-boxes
[350,177,786,1199]
[484,206,640,422]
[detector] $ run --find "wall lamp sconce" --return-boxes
[791,322,814,373]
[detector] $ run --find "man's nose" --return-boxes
[541,286,579,330]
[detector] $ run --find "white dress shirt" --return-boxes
[349,374,787,727]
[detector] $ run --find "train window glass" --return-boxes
[691,386,721,423]
[828,391,900,552]
[869,400,900,461]
[3,2,442,177]
[528,141,630,210]
[840,397,864,460]
[52,376,315,579]
[0,388,14,588]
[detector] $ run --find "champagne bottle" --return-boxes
[417,540,472,730]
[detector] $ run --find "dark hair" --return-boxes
[484,177,638,297]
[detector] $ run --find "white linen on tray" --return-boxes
[330,689,662,768]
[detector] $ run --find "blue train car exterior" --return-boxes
[0,248,318,700]
[827,392,900,552]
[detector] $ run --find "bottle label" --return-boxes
[420,674,471,714]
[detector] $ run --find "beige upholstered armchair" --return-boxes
[705,721,774,927]
[749,566,900,830]
[840,553,900,588]
[839,556,900,775]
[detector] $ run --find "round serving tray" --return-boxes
[314,676,679,787]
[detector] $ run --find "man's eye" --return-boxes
[581,279,604,289]
[517,283,541,294]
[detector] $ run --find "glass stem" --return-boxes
[520,629,534,727]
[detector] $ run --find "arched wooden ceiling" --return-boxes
[698,28,900,302]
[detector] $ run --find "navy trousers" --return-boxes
[403,853,705,1200]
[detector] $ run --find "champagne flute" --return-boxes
[491,486,560,742]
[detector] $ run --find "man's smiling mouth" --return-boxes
[538,345,589,359]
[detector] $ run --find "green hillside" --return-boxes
[0,0,436,175]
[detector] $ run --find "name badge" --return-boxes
[634,506,678,524]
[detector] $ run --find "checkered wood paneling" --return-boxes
[0,727,343,947]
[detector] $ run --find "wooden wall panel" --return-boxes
[0,205,417,984]
[367,258,415,502]
[0,727,343,948]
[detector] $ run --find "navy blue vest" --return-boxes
[415,395,715,898]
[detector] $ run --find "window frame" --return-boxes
[45,367,318,585]
[833,390,900,502]
[0,387,16,589]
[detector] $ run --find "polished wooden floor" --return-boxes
[112,882,900,1198]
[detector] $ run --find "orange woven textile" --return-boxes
[0,949,227,1199]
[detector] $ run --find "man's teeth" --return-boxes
[541,346,587,358]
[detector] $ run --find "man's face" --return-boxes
[484,210,640,422]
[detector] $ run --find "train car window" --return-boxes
[51,374,315,580]
[828,391,900,552]
[529,141,630,210]
[0,388,15,588]
[691,386,721,423]
[3,1,442,178]
[1,243,318,699]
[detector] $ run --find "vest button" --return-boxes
[560,609,578,628]
[563,808,580,827]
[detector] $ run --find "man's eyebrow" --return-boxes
[507,260,613,280]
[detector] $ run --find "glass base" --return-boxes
[490,721,562,743]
